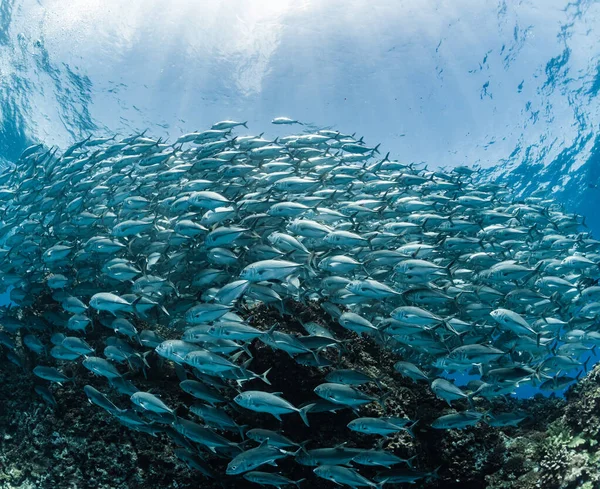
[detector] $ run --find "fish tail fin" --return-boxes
[298,438,312,449]
[240,342,253,358]
[259,367,272,385]
[406,419,419,438]
[366,234,378,251]
[231,350,246,364]
[535,331,542,347]
[442,319,461,337]
[141,350,152,369]
[377,391,392,411]
[167,279,180,298]
[429,465,442,480]
[264,322,279,335]
[237,424,248,439]
[476,363,484,377]
[533,364,544,383]
[299,405,311,427]
[293,478,306,488]
[130,296,142,314]
[306,252,319,277]
[406,454,418,469]
[466,393,475,409]
[309,348,322,366]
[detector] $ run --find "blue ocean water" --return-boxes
[1,1,598,182]
[1,0,599,401]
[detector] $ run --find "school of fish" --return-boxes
[0,117,598,487]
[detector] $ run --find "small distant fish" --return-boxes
[272,117,302,125]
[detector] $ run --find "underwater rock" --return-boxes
[483,367,600,489]
[3,301,599,488]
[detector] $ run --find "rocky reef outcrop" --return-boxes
[0,302,598,489]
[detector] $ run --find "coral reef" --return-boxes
[1,302,598,488]
[484,369,600,489]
